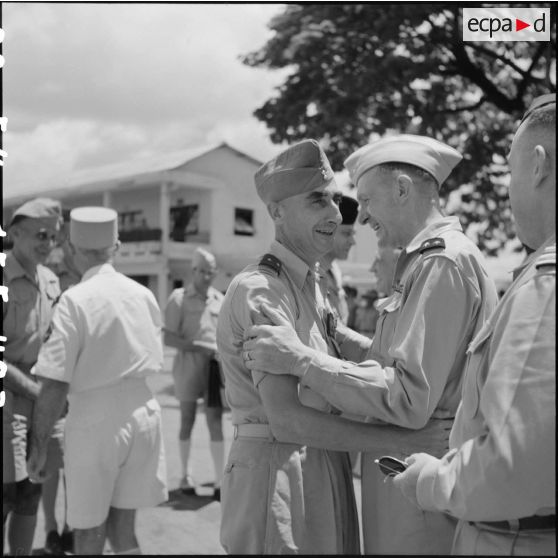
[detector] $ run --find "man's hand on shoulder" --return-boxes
[243,303,313,377]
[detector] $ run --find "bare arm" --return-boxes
[4,361,41,400]
[27,377,70,482]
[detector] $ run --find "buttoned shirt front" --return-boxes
[301,216,499,428]
[217,240,338,426]
[3,252,60,371]
[415,236,555,522]
[34,263,164,394]
[165,283,224,379]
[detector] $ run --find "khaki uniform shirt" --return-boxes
[298,216,499,554]
[3,252,60,372]
[414,237,555,554]
[165,284,224,400]
[216,240,358,554]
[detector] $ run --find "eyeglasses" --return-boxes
[374,456,408,477]
[21,228,58,243]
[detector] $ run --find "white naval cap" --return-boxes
[344,134,463,188]
[70,206,118,249]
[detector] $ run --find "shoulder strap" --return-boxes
[258,253,282,276]
[418,237,446,254]
[535,245,556,270]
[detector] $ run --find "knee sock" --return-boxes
[8,512,38,556]
[209,441,225,488]
[179,440,191,478]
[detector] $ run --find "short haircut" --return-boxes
[376,162,439,193]
[523,102,556,132]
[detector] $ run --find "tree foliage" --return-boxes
[243,4,556,255]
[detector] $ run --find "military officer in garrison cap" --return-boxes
[243,134,499,554]
[27,207,168,555]
[394,95,556,555]
[3,197,62,556]
[319,195,358,325]
[217,139,449,554]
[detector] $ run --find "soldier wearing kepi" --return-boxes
[320,195,358,324]
[243,134,499,554]
[217,139,450,554]
[394,95,556,556]
[27,207,168,555]
[2,198,61,557]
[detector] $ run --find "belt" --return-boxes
[233,423,275,441]
[473,515,556,532]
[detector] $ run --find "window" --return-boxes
[234,208,254,236]
[169,203,199,242]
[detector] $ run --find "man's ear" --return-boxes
[393,174,412,204]
[533,145,550,187]
[267,202,284,223]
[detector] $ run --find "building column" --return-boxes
[102,190,112,207]
[157,268,168,309]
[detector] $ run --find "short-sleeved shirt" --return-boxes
[164,284,224,376]
[415,237,556,523]
[34,263,164,396]
[3,252,60,371]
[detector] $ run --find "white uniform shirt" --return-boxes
[35,263,164,394]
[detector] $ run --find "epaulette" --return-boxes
[258,253,282,276]
[535,245,556,270]
[418,237,446,254]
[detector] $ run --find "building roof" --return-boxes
[4,142,263,205]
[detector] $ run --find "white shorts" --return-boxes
[64,379,168,529]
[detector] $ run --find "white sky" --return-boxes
[2,3,289,195]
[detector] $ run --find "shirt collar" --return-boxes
[269,240,313,291]
[81,262,116,282]
[405,216,463,254]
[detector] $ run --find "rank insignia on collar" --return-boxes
[258,253,282,276]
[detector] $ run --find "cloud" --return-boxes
[2,3,287,193]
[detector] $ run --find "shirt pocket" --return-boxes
[461,321,493,419]
[5,286,37,338]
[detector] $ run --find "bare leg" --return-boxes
[105,508,139,554]
[42,468,60,533]
[205,406,224,487]
[74,523,106,555]
[178,401,197,482]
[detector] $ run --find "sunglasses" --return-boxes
[374,456,408,477]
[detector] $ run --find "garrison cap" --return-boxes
[344,134,463,188]
[521,93,556,124]
[70,206,118,249]
[192,247,216,268]
[255,139,336,204]
[339,195,359,225]
[10,197,61,226]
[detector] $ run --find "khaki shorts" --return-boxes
[64,379,168,529]
[171,352,209,403]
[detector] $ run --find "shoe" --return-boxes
[180,474,196,495]
[44,530,64,555]
[213,487,221,501]
[60,530,74,554]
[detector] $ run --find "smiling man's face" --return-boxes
[357,167,404,248]
[277,181,342,265]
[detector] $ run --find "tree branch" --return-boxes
[427,96,486,115]
[516,42,547,100]
[463,43,530,77]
